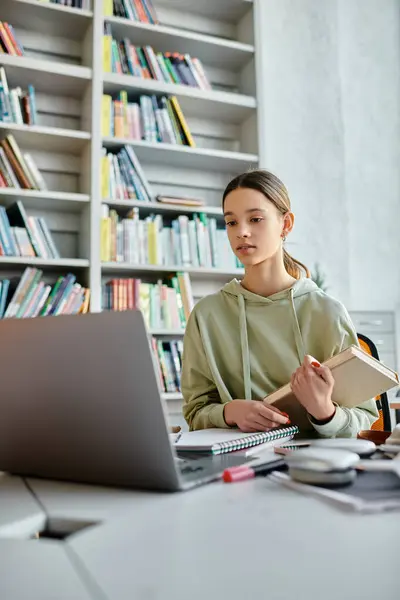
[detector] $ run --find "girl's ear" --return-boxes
[282,211,295,237]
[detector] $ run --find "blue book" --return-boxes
[0,279,10,318]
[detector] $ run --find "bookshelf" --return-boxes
[0,0,261,428]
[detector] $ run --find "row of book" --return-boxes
[101,144,152,202]
[0,22,24,56]
[0,134,47,191]
[100,206,242,270]
[104,29,211,91]
[0,200,60,259]
[0,68,37,126]
[152,338,183,394]
[102,93,195,146]
[104,0,158,24]
[41,1,91,8]
[0,268,90,319]
[103,274,193,329]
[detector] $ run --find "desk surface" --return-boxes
[0,472,399,600]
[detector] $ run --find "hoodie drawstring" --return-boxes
[238,294,252,400]
[289,288,306,363]
[238,288,306,401]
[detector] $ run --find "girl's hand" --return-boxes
[291,356,336,422]
[224,399,290,432]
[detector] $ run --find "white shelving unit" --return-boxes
[102,137,257,171]
[0,122,91,152]
[102,263,245,280]
[0,0,262,427]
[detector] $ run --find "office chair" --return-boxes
[357,333,391,431]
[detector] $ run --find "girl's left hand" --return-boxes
[291,356,336,422]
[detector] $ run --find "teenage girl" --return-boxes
[181,170,378,437]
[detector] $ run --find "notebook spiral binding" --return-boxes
[212,425,299,455]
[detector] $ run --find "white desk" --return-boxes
[0,474,399,600]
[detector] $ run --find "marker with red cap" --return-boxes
[223,458,287,483]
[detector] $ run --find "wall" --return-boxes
[255,0,400,310]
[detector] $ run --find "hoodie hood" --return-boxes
[221,278,321,399]
[221,277,320,302]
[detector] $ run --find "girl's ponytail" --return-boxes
[283,248,310,280]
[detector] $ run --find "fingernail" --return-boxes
[286,419,291,425]
[282,412,289,417]
[311,361,320,367]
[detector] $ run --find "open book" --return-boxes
[265,345,399,431]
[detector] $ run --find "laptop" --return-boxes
[0,310,250,491]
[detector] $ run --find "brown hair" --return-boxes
[222,169,310,280]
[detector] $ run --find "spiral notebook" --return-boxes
[175,425,299,455]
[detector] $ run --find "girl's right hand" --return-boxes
[224,399,290,432]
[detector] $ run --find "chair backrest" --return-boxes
[357,333,391,431]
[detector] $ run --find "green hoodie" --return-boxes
[181,278,378,437]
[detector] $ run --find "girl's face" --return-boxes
[223,187,293,266]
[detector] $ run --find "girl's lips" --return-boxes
[237,245,256,254]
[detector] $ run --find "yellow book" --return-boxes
[103,0,113,17]
[101,95,112,137]
[100,218,111,262]
[101,155,110,199]
[170,96,196,148]
[147,221,157,265]
[102,34,112,73]
[139,283,151,327]
[80,289,91,314]
[110,209,118,262]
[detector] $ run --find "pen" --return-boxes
[222,458,287,483]
[174,431,182,444]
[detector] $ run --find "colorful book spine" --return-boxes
[102,93,195,148]
[108,0,158,24]
[151,339,183,393]
[105,35,210,90]
[102,276,192,329]
[0,269,90,320]
[101,145,153,201]
[0,135,45,190]
[100,208,242,270]
[0,22,24,56]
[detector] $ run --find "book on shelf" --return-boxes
[0,267,90,319]
[156,195,205,207]
[151,337,183,394]
[104,0,158,24]
[103,26,211,91]
[101,144,153,201]
[39,1,91,8]
[102,92,195,147]
[0,68,38,126]
[0,134,47,191]
[0,22,24,57]
[100,205,242,270]
[0,200,60,260]
[103,273,194,328]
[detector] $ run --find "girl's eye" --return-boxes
[225,220,236,227]
[251,217,263,223]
